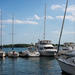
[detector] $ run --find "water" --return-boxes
[0,48,62,75]
[3,48,27,53]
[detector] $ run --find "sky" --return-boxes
[0,0,75,45]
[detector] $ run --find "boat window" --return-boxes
[44,47,53,49]
[39,40,51,44]
[40,48,43,50]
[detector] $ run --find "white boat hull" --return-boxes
[8,51,19,58]
[58,58,75,75]
[0,51,6,57]
[39,50,56,56]
[27,51,40,57]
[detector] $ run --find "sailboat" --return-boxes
[35,4,57,56]
[0,9,5,57]
[8,15,19,57]
[57,0,75,74]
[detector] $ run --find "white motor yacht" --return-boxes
[35,40,57,56]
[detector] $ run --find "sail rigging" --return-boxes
[43,3,46,40]
[12,15,14,50]
[0,9,2,50]
[58,0,68,52]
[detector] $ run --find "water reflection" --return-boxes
[9,58,17,75]
[0,57,5,75]
[7,58,19,75]
[0,57,62,75]
[39,57,54,75]
[24,57,61,75]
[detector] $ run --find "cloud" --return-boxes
[24,20,38,24]
[0,19,38,24]
[67,5,75,15]
[46,16,54,20]
[26,14,40,20]
[52,31,75,35]
[64,31,75,35]
[51,4,63,10]
[41,16,54,20]
[52,4,75,22]
[34,14,40,20]
[51,4,75,15]
[56,15,75,22]
[27,14,54,21]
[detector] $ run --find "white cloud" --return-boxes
[51,4,63,10]
[51,4,75,15]
[26,18,33,20]
[56,16,63,19]
[67,5,75,15]
[26,14,40,20]
[56,15,75,22]
[34,14,40,20]
[52,30,75,35]
[24,20,38,24]
[41,16,54,20]
[46,16,54,20]
[27,14,54,21]
[64,31,75,35]
[0,19,38,24]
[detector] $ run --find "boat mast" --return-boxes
[43,3,46,40]
[0,9,2,50]
[58,0,68,52]
[12,15,14,50]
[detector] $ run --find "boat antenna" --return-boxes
[12,15,14,50]
[0,9,2,50]
[57,0,68,53]
[43,3,46,40]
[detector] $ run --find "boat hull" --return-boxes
[8,51,19,58]
[0,51,6,57]
[39,50,56,56]
[58,59,75,75]
[19,51,28,57]
[27,51,40,57]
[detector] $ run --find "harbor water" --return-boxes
[0,48,62,75]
